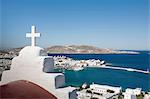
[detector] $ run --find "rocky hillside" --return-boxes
[1,45,139,55]
[46,45,138,54]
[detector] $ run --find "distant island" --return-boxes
[0,45,139,55]
[46,45,139,54]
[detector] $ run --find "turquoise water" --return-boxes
[49,51,150,91]
[64,68,149,91]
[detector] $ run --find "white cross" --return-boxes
[26,26,41,47]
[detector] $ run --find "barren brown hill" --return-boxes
[46,45,138,54]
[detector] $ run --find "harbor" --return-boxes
[53,55,150,74]
[53,55,106,71]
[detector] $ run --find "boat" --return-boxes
[73,67,84,71]
[126,68,134,71]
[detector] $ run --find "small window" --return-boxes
[43,58,54,73]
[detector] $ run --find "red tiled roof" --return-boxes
[0,80,57,99]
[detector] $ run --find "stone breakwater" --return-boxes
[94,65,150,74]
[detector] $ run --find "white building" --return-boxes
[123,93,137,99]
[123,88,142,99]
[144,93,150,99]
[77,83,122,99]
[90,83,121,94]
[125,88,141,95]
[0,26,76,99]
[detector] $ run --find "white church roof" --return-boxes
[19,46,44,57]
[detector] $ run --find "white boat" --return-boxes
[73,67,84,71]
[100,60,105,64]
[126,68,134,71]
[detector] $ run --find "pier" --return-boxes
[95,65,150,74]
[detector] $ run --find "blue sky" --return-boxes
[1,0,149,50]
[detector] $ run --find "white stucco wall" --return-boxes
[1,46,76,99]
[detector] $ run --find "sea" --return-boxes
[48,51,150,91]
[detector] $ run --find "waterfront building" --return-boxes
[77,83,122,99]
[144,93,150,99]
[123,93,137,99]
[90,83,122,94]
[123,88,142,99]
[125,88,141,95]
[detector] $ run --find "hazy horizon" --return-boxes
[1,0,149,50]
